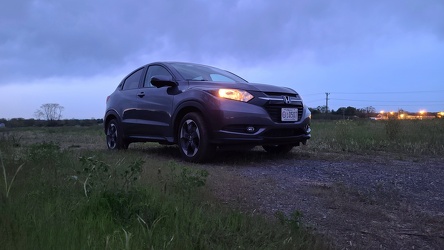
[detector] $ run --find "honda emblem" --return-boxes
[283,96,291,104]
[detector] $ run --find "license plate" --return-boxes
[281,108,298,121]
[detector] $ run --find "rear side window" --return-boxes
[122,68,143,90]
[144,65,172,87]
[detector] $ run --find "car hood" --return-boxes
[188,81,297,94]
[243,82,296,94]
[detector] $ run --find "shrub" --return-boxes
[77,156,144,197]
[384,118,401,141]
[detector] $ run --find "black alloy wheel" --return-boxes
[178,112,215,162]
[106,119,127,150]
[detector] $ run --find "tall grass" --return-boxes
[307,119,444,156]
[0,126,328,249]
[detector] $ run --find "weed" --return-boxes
[28,141,63,166]
[384,118,401,141]
[0,152,24,199]
[120,158,143,192]
[77,156,144,197]
[0,132,22,148]
[158,161,209,197]
[78,156,112,197]
[334,120,354,151]
[0,132,24,164]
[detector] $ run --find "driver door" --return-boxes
[133,65,175,140]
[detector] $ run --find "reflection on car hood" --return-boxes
[188,81,296,94]
[244,82,296,94]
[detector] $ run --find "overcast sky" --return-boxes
[1,0,443,119]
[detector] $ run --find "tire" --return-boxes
[106,119,128,150]
[262,145,294,154]
[178,112,215,162]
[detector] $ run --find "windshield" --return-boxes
[170,62,248,83]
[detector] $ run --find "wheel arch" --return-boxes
[104,110,121,134]
[172,101,208,143]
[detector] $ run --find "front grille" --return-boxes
[259,92,304,123]
[264,104,304,122]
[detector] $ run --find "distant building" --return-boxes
[374,111,438,120]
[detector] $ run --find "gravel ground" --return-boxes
[203,150,444,249]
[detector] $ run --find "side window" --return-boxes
[122,68,143,90]
[144,65,172,87]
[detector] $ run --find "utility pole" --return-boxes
[325,92,330,113]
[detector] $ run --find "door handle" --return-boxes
[137,92,145,98]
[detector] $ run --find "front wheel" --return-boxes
[106,119,128,150]
[178,112,215,162]
[262,145,294,154]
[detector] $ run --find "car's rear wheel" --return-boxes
[106,119,128,150]
[178,112,215,162]
[262,145,294,154]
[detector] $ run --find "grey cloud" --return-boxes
[0,0,443,84]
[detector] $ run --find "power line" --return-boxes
[330,98,444,103]
[304,98,326,102]
[360,104,443,107]
[301,92,325,96]
[303,91,444,111]
[331,90,444,95]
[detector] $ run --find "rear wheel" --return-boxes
[262,145,294,154]
[106,119,128,150]
[178,112,215,162]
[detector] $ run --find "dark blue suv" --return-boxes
[104,62,311,162]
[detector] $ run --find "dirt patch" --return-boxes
[203,150,444,249]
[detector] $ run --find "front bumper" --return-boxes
[207,98,311,146]
[211,118,311,146]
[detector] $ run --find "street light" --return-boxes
[419,110,426,120]
[390,111,395,119]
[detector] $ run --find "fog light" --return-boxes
[305,124,311,133]
[246,126,255,133]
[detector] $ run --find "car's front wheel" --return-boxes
[106,119,128,150]
[262,145,294,154]
[178,112,215,162]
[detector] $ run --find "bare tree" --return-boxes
[35,103,64,120]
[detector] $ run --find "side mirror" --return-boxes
[151,75,177,88]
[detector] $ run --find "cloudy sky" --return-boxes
[1,0,443,119]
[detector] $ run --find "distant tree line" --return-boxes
[1,105,440,128]
[309,105,377,120]
[0,103,103,128]
[310,105,442,120]
[0,118,103,128]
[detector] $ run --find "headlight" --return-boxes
[218,89,254,102]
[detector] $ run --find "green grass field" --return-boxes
[0,126,327,249]
[306,119,444,156]
[1,119,442,249]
